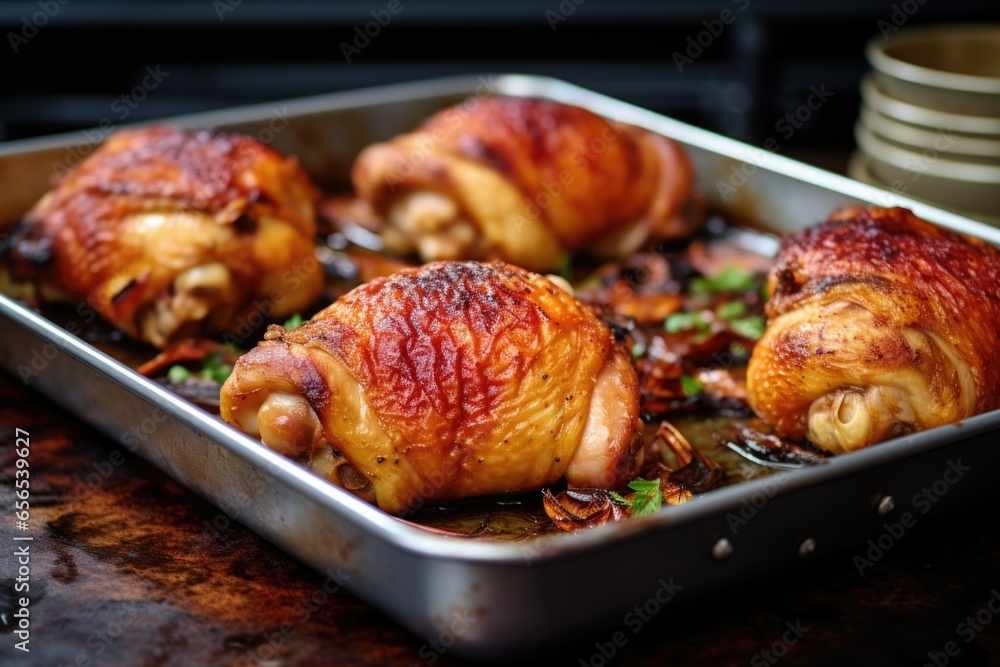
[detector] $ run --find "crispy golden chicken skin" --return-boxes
[747,207,1000,453]
[220,261,643,514]
[351,97,699,272]
[3,126,324,348]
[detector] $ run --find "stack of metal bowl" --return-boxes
[850,25,1000,225]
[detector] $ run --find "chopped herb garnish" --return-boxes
[167,365,190,384]
[614,478,664,517]
[729,341,750,357]
[195,351,234,384]
[680,374,705,397]
[665,311,709,334]
[554,254,573,282]
[166,349,234,386]
[208,364,233,384]
[716,300,748,321]
[729,315,766,341]
[283,313,304,330]
[631,340,647,359]
[223,341,245,356]
[690,266,756,293]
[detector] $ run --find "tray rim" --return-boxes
[4,73,997,245]
[2,72,999,567]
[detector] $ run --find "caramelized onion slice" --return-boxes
[542,488,627,532]
[654,421,722,493]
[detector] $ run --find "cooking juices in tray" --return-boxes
[2,203,825,540]
[4,95,999,540]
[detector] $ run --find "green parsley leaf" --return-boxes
[195,351,234,384]
[626,478,663,517]
[690,266,756,293]
[167,350,234,386]
[665,311,709,334]
[729,315,766,341]
[631,340,647,359]
[679,374,705,397]
[211,364,233,384]
[554,254,573,282]
[198,367,233,384]
[223,341,245,356]
[283,313,304,330]
[716,300,748,321]
[729,341,750,357]
[167,365,190,384]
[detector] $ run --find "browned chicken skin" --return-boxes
[220,261,643,514]
[747,207,1000,453]
[3,126,324,348]
[351,97,699,272]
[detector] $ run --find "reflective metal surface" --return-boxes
[1,75,998,659]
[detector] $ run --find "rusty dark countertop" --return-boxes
[1,372,1000,667]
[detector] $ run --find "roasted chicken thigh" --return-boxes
[747,207,1000,453]
[350,97,699,272]
[220,261,643,514]
[3,126,324,348]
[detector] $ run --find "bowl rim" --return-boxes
[860,106,1000,158]
[856,122,1000,184]
[848,150,1000,225]
[866,24,1000,94]
[861,75,1000,135]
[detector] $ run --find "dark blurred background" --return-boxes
[1,0,997,170]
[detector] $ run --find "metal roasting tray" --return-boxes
[2,75,1000,660]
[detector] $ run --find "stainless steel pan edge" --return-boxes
[3,295,997,660]
[3,73,999,244]
[2,75,999,659]
[501,75,1000,245]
